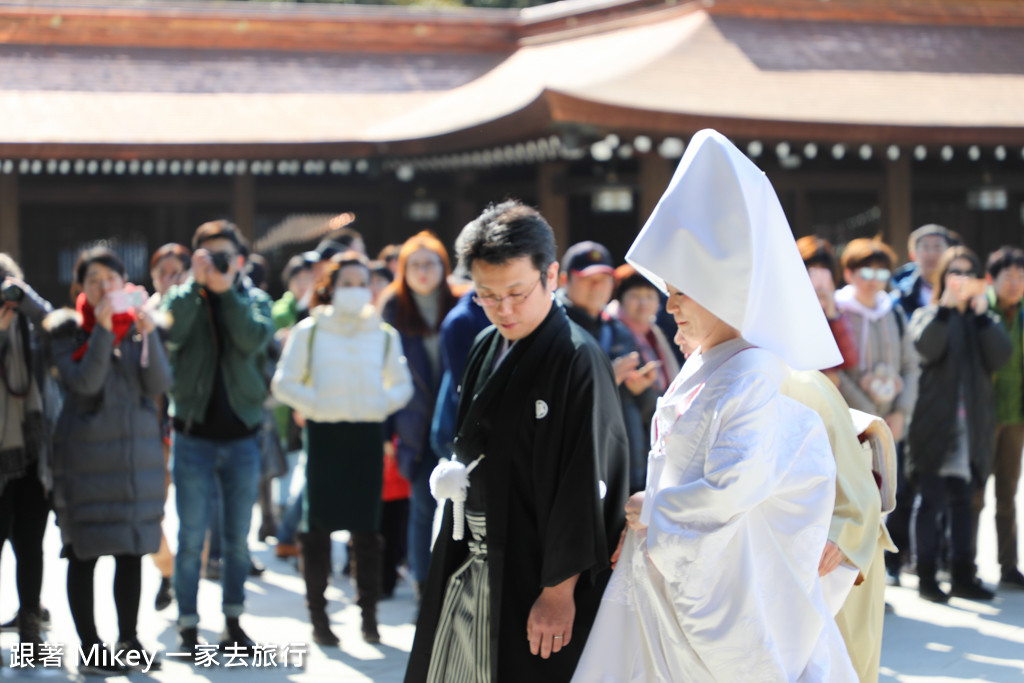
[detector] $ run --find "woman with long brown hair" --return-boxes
[378,231,461,598]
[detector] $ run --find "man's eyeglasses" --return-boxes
[857,267,891,282]
[473,277,543,309]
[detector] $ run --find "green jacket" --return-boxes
[271,290,299,331]
[161,277,274,429]
[988,287,1024,424]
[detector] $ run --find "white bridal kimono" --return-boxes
[572,339,857,683]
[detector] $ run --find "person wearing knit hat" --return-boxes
[572,129,856,683]
[556,241,659,495]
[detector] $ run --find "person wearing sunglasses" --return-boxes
[834,238,920,586]
[906,246,1011,602]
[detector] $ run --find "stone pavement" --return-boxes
[0,478,1021,681]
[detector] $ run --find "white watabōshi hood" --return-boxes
[626,129,842,371]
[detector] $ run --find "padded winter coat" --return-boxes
[46,309,172,560]
[907,305,1011,482]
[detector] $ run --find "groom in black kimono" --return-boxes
[405,200,629,683]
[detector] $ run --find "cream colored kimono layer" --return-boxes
[781,370,896,683]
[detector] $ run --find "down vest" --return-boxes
[45,309,172,560]
[271,303,413,422]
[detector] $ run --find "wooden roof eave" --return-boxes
[0,140,380,162]
[539,90,1024,147]
[4,88,1024,162]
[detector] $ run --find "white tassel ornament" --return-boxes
[429,455,485,540]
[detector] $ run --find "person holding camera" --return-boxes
[0,254,55,656]
[833,238,920,588]
[160,220,274,655]
[45,247,171,674]
[907,246,1011,602]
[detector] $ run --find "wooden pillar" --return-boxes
[792,189,812,238]
[638,154,674,225]
[0,173,18,261]
[232,173,256,246]
[885,155,912,262]
[451,171,478,240]
[538,162,569,254]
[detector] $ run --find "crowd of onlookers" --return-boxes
[797,225,1024,604]
[0,215,1021,674]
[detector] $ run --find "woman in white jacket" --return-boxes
[272,251,413,647]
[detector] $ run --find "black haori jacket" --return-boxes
[405,303,629,683]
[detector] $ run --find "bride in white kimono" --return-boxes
[572,130,858,683]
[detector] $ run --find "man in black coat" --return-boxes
[405,201,628,683]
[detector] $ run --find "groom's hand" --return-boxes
[527,575,578,659]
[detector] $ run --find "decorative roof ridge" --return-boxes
[0,0,696,54]
[0,0,519,22]
[705,0,1024,27]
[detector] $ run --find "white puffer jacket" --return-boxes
[271,303,413,423]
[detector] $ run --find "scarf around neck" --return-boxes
[72,291,136,361]
[834,285,894,322]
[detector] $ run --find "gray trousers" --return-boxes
[972,422,1024,572]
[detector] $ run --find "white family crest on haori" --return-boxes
[535,399,549,419]
[626,128,841,372]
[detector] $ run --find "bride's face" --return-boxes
[665,284,735,354]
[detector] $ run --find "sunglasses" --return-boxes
[857,267,891,282]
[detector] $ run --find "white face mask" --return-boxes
[332,286,371,314]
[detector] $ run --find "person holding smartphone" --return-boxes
[610,264,680,492]
[46,247,171,674]
[907,246,1011,602]
[556,242,660,494]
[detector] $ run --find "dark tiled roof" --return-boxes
[716,17,1024,75]
[0,44,509,94]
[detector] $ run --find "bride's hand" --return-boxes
[624,491,646,531]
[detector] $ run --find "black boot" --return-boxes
[219,617,256,656]
[352,532,383,644]
[950,561,995,600]
[18,608,43,649]
[310,608,339,647]
[155,576,174,611]
[301,531,337,646]
[917,562,949,603]
[883,552,902,586]
[179,626,204,654]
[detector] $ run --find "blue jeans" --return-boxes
[208,481,222,561]
[407,465,435,585]
[276,489,304,545]
[173,432,260,628]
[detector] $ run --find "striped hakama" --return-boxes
[426,511,489,683]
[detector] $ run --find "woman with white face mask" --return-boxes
[271,251,414,647]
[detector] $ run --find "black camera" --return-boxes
[1,282,24,303]
[210,252,232,274]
